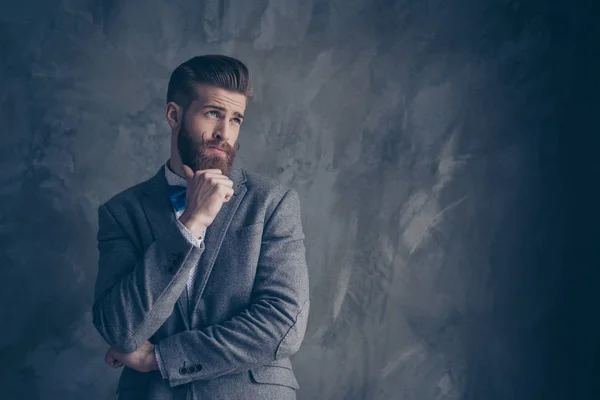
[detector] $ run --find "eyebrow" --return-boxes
[201,105,244,119]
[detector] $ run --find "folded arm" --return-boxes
[92,203,205,353]
[154,188,310,387]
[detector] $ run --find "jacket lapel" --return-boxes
[190,167,247,324]
[140,162,248,328]
[140,164,191,330]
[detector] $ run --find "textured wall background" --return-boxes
[0,0,596,399]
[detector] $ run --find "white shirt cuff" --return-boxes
[176,218,205,247]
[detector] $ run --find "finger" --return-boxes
[213,182,234,195]
[194,169,223,180]
[206,176,233,187]
[182,164,195,181]
[105,353,122,368]
[109,355,124,368]
[220,178,234,187]
[105,349,114,365]
[223,187,234,202]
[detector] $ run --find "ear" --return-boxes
[165,102,182,130]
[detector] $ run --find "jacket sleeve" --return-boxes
[154,188,310,387]
[92,202,205,353]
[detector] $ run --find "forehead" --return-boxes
[190,83,247,113]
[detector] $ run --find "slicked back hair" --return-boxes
[166,55,253,109]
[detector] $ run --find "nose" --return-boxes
[212,119,231,143]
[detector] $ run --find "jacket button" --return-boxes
[187,365,196,374]
[179,367,187,375]
[195,364,203,371]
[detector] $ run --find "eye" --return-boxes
[232,118,242,125]
[206,110,220,118]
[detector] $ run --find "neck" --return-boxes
[167,157,186,179]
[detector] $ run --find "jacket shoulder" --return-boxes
[241,168,293,199]
[99,175,152,214]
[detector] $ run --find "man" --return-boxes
[92,55,310,400]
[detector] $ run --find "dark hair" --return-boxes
[166,54,253,108]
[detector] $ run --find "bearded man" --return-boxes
[92,54,310,400]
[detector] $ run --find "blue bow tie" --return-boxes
[167,185,187,212]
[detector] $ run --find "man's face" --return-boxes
[176,84,246,177]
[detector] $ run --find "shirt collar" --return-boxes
[164,160,187,187]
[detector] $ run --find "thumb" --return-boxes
[182,164,194,182]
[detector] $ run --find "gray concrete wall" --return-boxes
[0,0,592,399]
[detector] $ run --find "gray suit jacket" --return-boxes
[92,164,310,400]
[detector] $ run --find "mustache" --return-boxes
[199,138,235,152]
